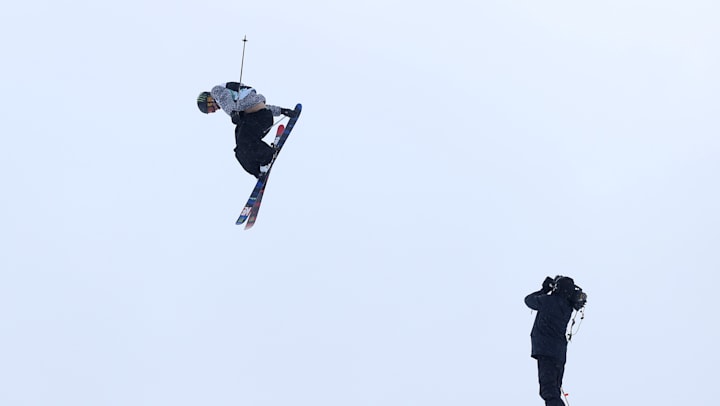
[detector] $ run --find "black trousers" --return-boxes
[233,109,275,178]
[536,356,566,406]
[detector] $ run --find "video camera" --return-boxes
[548,275,587,311]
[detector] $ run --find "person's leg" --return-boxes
[234,110,275,177]
[234,143,260,177]
[537,356,565,406]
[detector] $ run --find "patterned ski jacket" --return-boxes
[210,82,283,116]
[525,289,574,362]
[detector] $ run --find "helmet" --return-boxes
[197,91,212,113]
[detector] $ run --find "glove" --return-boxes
[281,108,298,118]
[231,111,244,125]
[541,276,554,293]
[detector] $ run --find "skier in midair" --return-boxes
[197,82,298,178]
[525,276,584,406]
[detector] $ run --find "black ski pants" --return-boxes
[536,356,566,406]
[233,109,274,178]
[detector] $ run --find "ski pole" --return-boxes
[239,35,248,84]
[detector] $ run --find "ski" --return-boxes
[236,103,302,228]
[243,124,283,229]
[235,124,284,226]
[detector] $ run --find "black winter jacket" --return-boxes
[525,289,574,362]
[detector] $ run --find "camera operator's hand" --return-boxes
[542,276,554,293]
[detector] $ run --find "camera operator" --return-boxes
[524,276,581,406]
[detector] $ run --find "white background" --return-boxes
[2,1,719,405]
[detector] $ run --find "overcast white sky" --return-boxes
[2,1,719,405]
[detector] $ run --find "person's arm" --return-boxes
[266,105,298,117]
[266,105,283,116]
[524,290,545,310]
[266,105,299,117]
[210,85,236,115]
[524,277,554,310]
